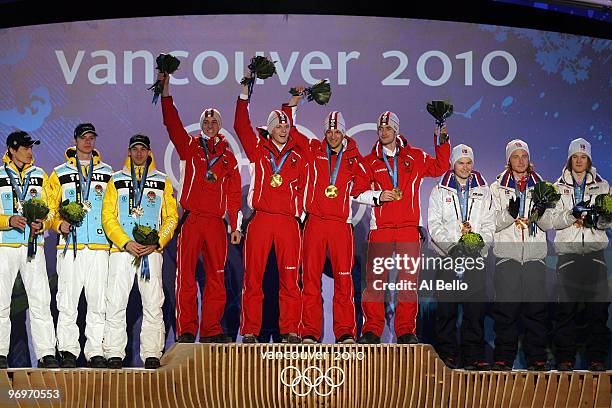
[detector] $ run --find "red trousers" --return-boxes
[240,212,302,335]
[301,216,356,340]
[361,226,421,338]
[176,213,228,337]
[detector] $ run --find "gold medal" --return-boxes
[131,206,145,218]
[393,188,403,200]
[270,173,283,188]
[325,185,338,199]
[205,170,217,182]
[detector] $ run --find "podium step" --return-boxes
[1,344,610,407]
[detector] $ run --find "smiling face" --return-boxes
[325,129,344,151]
[270,123,289,146]
[201,117,220,139]
[129,145,150,166]
[453,157,473,180]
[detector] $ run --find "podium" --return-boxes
[1,344,610,407]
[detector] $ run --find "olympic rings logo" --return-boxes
[280,365,345,397]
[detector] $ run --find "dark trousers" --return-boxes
[435,262,487,363]
[554,251,609,364]
[492,259,548,365]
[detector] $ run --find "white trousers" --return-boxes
[103,251,165,361]
[56,247,108,360]
[0,246,57,359]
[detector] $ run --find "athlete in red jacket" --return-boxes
[358,111,450,344]
[233,79,308,344]
[158,73,242,343]
[281,91,395,344]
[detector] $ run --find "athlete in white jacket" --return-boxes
[551,138,610,371]
[428,144,495,370]
[489,139,555,371]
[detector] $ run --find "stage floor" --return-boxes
[1,344,610,407]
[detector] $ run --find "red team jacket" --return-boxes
[233,98,307,217]
[365,135,450,229]
[281,106,375,223]
[161,96,242,230]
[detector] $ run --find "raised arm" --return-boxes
[159,73,193,159]
[233,79,260,162]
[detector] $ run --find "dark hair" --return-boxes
[565,155,592,173]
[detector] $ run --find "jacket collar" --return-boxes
[372,135,409,159]
[121,152,158,177]
[199,133,228,156]
[2,151,35,175]
[317,136,359,158]
[65,147,102,168]
[440,170,487,190]
[497,169,542,189]
[559,167,602,186]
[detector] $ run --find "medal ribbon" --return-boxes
[130,157,151,213]
[4,164,31,213]
[455,174,470,222]
[199,137,221,173]
[326,144,344,186]
[382,153,398,189]
[572,174,587,203]
[75,156,94,203]
[269,150,292,175]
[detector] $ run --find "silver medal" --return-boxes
[82,200,92,212]
[131,206,145,218]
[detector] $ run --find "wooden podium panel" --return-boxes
[1,344,610,407]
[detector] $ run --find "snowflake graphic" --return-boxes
[478,25,611,86]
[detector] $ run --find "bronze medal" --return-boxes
[325,185,338,199]
[270,173,283,188]
[205,170,217,182]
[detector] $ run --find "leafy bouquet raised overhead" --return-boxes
[148,53,181,104]
[240,55,276,101]
[59,199,87,258]
[22,198,49,261]
[132,224,159,281]
[289,80,332,105]
[426,100,453,146]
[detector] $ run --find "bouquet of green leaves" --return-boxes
[59,200,87,226]
[132,224,159,280]
[240,55,277,101]
[148,53,181,104]
[528,181,560,235]
[289,79,332,105]
[594,194,612,220]
[22,198,49,261]
[59,200,87,258]
[458,232,485,256]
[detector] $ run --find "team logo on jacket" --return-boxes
[404,161,410,168]
[223,159,229,169]
[147,191,157,203]
[29,188,37,197]
[290,156,297,167]
[95,184,103,196]
[446,197,452,202]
